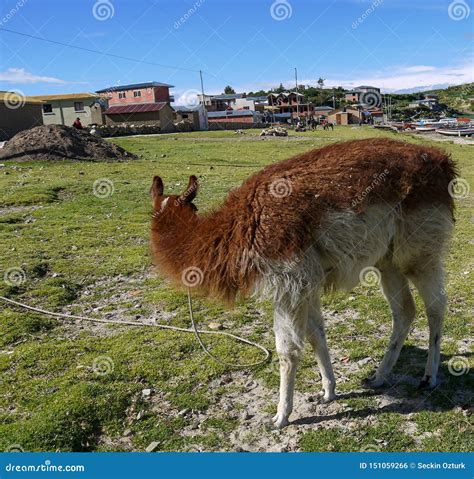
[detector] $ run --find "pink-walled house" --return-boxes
[96,81,175,132]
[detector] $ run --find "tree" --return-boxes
[317,77,325,89]
[224,85,235,94]
[275,83,285,93]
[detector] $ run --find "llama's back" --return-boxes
[242,139,457,303]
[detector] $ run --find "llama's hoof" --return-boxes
[315,390,336,404]
[418,376,437,390]
[271,413,289,429]
[361,374,385,389]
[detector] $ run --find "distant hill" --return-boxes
[424,83,474,113]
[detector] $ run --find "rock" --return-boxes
[142,388,152,398]
[177,408,189,416]
[145,441,160,452]
[161,154,167,158]
[357,357,372,366]
[208,322,223,330]
[123,428,132,437]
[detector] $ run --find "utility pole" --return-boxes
[332,95,336,109]
[295,67,299,119]
[199,70,209,130]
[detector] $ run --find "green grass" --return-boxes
[0,126,472,452]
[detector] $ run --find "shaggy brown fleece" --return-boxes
[151,138,457,303]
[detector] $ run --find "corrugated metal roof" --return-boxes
[96,82,174,93]
[29,93,99,101]
[314,106,333,111]
[104,102,168,114]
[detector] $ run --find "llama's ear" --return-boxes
[150,176,164,199]
[180,175,198,203]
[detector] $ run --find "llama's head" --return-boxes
[150,175,199,220]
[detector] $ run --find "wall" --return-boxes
[104,105,175,132]
[208,115,254,123]
[208,122,266,130]
[0,103,43,140]
[107,86,170,106]
[42,99,103,127]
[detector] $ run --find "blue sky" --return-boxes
[0,0,473,101]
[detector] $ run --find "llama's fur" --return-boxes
[150,138,456,428]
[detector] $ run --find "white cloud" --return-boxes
[0,68,67,84]
[320,61,474,91]
[240,61,473,93]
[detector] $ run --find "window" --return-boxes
[43,104,53,114]
[133,91,142,98]
[181,114,189,119]
[118,92,126,99]
[74,102,84,112]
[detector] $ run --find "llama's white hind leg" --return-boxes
[367,261,416,388]
[272,299,308,429]
[307,295,336,402]
[409,263,446,388]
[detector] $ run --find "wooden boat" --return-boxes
[436,128,474,137]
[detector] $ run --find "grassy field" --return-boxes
[0,127,472,452]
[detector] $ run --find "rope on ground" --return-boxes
[0,293,270,369]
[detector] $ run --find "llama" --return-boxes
[150,138,456,428]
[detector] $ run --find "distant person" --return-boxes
[73,118,83,129]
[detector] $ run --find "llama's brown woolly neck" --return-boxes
[151,203,257,303]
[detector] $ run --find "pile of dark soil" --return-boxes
[0,125,137,161]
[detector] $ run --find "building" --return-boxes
[312,105,334,118]
[328,106,364,125]
[267,92,314,119]
[408,94,440,110]
[173,105,207,130]
[207,109,262,124]
[197,93,268,113]
[29,93,105,126]
[0,92,43,140]
[345,86,381,106]
[97,82,175,132]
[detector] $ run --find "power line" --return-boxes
[0,27,202,74]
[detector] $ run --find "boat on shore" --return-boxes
[436,127,474,137]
